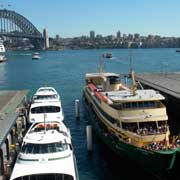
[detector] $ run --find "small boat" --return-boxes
[103,53,112,58]
[28,86,64,124]
[0,55,7,63]
[83,63,180,177]
[10,121,79,180]
[32,52,40,59]
[0,38,5,53]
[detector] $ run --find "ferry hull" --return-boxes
[83,89,180,177]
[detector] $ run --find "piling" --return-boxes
[86,125,92,151]
[75,99,80,118]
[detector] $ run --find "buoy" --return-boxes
[75,99,80,118]
[86,125,92,151]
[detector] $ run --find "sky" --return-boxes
[0,0,180,38]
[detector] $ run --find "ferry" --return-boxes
[28,87,64,124]
[10,121,79,180]
[83,66,180,176]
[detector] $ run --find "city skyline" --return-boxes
[1,0,180,38]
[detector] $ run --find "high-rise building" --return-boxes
[43,28,49,49]
[117,30,121,38]
[90,30,95,40]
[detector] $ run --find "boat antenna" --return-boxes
[98,55,104,73]
[129,53,137,95]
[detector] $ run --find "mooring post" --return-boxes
[86,125,92,152]
[75,99,80,118]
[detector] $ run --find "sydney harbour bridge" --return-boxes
[0,9,45,49]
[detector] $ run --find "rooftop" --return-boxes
[103,89,165,103]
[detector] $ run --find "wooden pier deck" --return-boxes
[0,90,28,146]
[135,72,180,99]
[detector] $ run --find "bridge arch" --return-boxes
[0,9,43,49]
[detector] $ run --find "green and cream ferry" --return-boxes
[83,68,180,176]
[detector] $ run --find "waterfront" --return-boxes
[1,48,180,180]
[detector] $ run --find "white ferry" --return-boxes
[10,121,79,180]
[28,87,64,124]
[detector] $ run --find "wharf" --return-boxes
[0,90,28,146]
[0,90,28,179]
[135,72,180,99]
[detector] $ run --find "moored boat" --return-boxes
[82,66,180,176]
[10,121,79,180]
[28,86,64,124]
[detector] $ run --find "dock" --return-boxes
[0,90,28,180]
[135,72,180,99]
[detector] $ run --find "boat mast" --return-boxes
[129,53,137,95]
[98,55,104,73]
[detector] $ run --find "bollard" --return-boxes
[86,125,92,151]
[75,99,80,118]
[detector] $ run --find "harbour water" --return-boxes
[1,48,180,180]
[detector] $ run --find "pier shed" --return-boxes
[0,90,28,179]
[135,72,180,134]
[135,72,180,99]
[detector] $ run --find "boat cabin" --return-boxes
[85,72,124,91]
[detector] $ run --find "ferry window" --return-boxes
[109,77,118,84]
[14,174,74,180]
[149,101,155,107]
[31,106,60,114]
[131,102,138,108]
[122,122,138,132]
[48,143,56,153]
[138,102,144,108]
[143,101,149,107]
[125,103,131,108]
[23,142,68,154]
[33,95,58,101]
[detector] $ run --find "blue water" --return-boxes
[1,48,180,180]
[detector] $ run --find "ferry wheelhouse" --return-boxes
[28,87,64,124]
[83,69,180,175]
[31,87,60,103]
[10,121,79,180]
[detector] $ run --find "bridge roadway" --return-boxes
[135,72,180,99]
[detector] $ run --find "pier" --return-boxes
[135,72,180,134]
[0,90,28,180]
[135,72,180,99]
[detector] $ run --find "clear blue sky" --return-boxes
[1,0,180,38]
